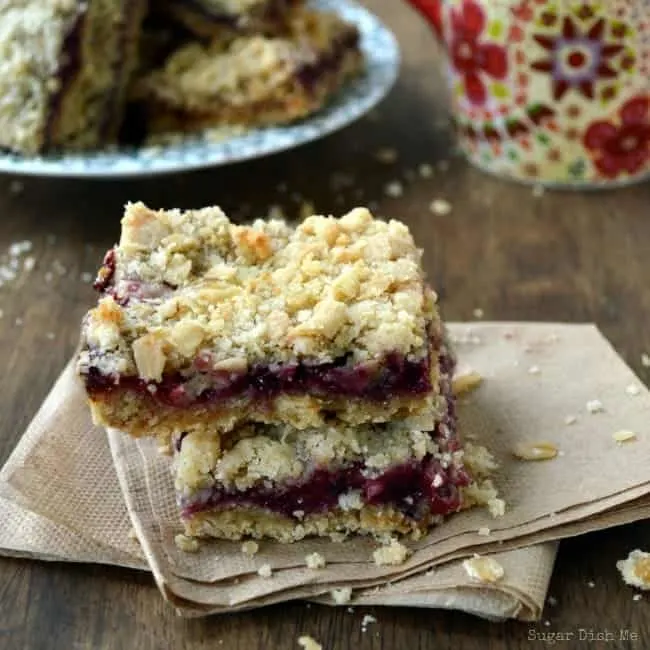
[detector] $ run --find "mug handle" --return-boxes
[403,0,444,40]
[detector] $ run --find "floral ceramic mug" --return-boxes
[407,0,650,187]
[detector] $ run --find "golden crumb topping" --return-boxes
[80,202,438,379]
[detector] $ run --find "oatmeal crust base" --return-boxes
[183,505,443,542]
[88,389,439,440]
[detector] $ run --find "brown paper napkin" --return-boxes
[2,322,649,621]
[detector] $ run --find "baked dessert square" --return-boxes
[173,343,470,542]
[78,202,443,439]
[158,0,304,39]
[130,9,363,135]
[0,0,147,154]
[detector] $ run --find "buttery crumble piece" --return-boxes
[331,587,352,605]
[613,430,637,444]
[174,533,200,552]
[462,555,504,584]
[305,552,326,569]
[258,563,273,578]
[297,636,322,650]
[241,540,259,556]
[452,371,482,396]
[617,550,650,590]
[512,441,558,461]
[586,399,605,413]
[372,539,410,566]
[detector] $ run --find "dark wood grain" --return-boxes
[1,1,650,648]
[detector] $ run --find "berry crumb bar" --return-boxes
[78,202,443,439]
[131,9,363,134]
[0,0,147,154]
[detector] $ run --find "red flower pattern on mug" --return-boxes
[531,15,625,100]
[449,0,508,105]
[583,96,650,178]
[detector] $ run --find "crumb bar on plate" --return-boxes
[130,9,363,134]
[159,0,304,38]
[0,0,147,154]
[78,202,442,439]
[173,341,471,542]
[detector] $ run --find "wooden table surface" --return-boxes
[1,2,650,648]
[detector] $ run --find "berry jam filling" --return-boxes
[84,349,433,405]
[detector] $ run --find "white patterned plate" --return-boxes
[0,0,399,178]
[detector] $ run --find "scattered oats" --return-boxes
[372,539,410,566]
[642,353,650,367]
[15,317,23,326]
[586,399,604,414]
[9,180,24,195]
[299,201,315,221]
[532,184,545,198]
[81,272,93,283]
[44,271,53,282]
[633,594,643,601]
[613,430,637,443]
[305,552,326,569]
[241,541,259,556]
[528,365,541,375]
[46,332,55,340]
[472,308,484,319]
[617,550,650,590]
[257,563,273,578]
[625,384,641,396]
[23,256,35,272]
[512,441,558,461]
[564,415,577,425]
[375,147,397,164]
[547,596,557,606]
[174,534,200,553]
[8,240,32,256]
[463,555,504,583]
[331,587,352,605]
[347,607,355,613]
[452,371,483,396]
[361,614,377,632]
[429,199,452,216]
[488,497,506,518]
[437,160,450,172]
[477,527,491,536]
[418,163,433,178]
[297,636,322,650]
[544,620,551,627]
[587,581,595,588]
[384,181,403,198]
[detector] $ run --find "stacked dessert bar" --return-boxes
[78,203,473,542]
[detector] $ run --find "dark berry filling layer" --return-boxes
[84,349,433,406]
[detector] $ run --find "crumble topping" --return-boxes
[512,441,559,461]
[372,539,410,566]
[81,203,439,379]
[241,540,259,556]
[257,563,273,578]
[174,533,200,552]
[174,420,447,492]
[617,550,650,590]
